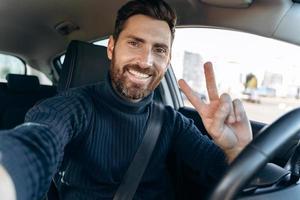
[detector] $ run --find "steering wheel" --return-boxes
[209,108,300,200]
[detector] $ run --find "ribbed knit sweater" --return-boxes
[0,75,227,200]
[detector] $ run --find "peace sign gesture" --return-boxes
[178,62,252,163]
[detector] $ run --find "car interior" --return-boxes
[1,0,300,199]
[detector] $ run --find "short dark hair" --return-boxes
[113,0,177,42]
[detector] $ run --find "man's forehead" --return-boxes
[121,14,172,46]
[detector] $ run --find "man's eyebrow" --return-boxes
[127,35,145,43]
[153,43,169,51]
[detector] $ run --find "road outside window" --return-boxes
[171,28,300,123]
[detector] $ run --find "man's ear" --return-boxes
[107,35,115,60]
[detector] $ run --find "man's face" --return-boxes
[107,14,172,102]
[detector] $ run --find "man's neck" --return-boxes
[111,83,143,103]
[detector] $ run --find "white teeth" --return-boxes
[128,69,150,79]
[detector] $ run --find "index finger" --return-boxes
[178,79,205,112]
[204,62,219,101]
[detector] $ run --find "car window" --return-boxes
[94,39,108,47]
[171,28,300,123]
[0,54,25,82]
[0,53,52,85]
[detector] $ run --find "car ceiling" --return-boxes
[0,0,299,77]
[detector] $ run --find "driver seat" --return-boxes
[47,40,110,200]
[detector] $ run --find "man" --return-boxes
[0,0,252,199]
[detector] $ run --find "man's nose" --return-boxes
[138,48,154,68]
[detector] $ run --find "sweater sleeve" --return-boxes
[170,110,228,185]
[0,89,92,200]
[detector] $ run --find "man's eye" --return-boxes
[155,47,167,54]
[128,41,138,47]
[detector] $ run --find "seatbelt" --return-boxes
[113,102,165,200]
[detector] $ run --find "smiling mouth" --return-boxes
[128,69,151,79]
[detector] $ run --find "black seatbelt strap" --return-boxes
[113,102,165,200]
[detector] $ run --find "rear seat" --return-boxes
[0,40,110,130]
[0,74,56,129]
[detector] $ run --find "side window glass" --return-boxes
[171,28,300,123]
[94,39,108,47]
[60,55,65,64]
[0,54,52,85]
[0,54,25,82]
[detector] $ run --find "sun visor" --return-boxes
[200,0,253,8]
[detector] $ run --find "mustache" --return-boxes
[123,64,155,75]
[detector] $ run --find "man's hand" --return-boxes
[178,62,252,163]
[0,164,16,200]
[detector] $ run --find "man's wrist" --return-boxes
[224,147,243,164]
[0,164,16,200]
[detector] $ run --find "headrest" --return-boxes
[57,40,110,92]
[6,74,40,93]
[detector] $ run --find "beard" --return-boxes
[110,57,164,101]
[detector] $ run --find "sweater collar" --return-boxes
[102,73,153,113]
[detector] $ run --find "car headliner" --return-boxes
[0,0,299,78]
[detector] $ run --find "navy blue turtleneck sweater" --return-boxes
[0,76,227,200]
